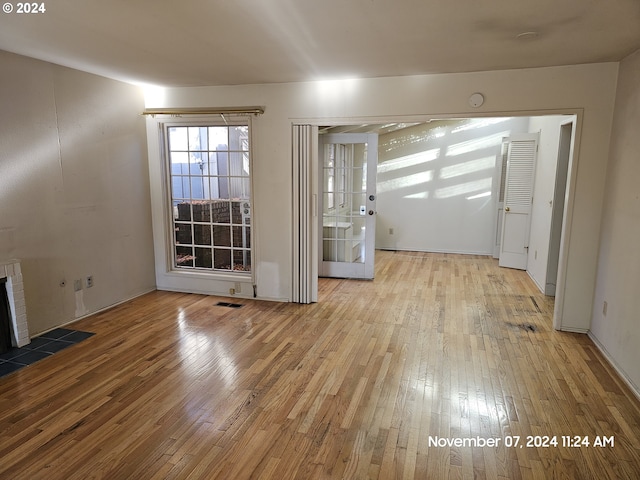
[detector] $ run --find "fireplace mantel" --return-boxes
[0,259,30,348]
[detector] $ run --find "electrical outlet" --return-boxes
[73,279,82,292]
[389,228,394,235]
[86,276,94,288]
[603,301,608,316]
[229,288,235,295]
[235,282,242,293]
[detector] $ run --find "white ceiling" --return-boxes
[1,0,639,87]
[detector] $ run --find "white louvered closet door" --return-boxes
[499,133,539,270]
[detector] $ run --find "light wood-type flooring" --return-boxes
[1,251,639,479]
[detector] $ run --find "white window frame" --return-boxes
[160,116,254,279]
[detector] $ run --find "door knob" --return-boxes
[505,206,510,212]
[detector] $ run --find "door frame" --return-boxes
[546,119,574,296]
[291,110,582,333]
[498,132,540,270]
[552,115,579,330]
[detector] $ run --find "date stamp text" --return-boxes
[428,435,615,448]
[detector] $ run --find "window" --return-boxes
[166,122,252,273]
[324,143,351,211]
[325,144,335,210]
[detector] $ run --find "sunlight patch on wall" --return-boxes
[377,148,440,174]
[450,118,510,134]
[380,128,446,154]
[315,78,361,100]
[0,139,59,204]
[2,87,133,205]
[446,131,508,157]
[466,191,492,200]
[142,85,167,107]
[439,156,496,180]
[404,192,430,199]
[378,170,433,193]
[435,178,492,199]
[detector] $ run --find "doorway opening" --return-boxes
[296,112,579,329]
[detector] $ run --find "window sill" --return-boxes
[166,268,252,283]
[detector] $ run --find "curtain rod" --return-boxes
[142,106,265,117]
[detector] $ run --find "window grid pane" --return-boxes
[167,124,251,273]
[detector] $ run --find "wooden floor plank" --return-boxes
[1,251,639,479]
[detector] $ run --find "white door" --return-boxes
[499,133,539,270]
[319,133,378,279]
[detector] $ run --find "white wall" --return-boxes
[526,115,569,293]
[591,49,640,393]
[146,63,618,332]
[0,50,156,335]
[375,117,529,254]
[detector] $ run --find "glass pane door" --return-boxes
[319,133,377,279]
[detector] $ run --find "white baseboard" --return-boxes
[558,326,589,334]
[526,270,545,294]
[156,286,288,303]
[588,332,640,402]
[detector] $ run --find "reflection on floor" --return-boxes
[0,328,94,378]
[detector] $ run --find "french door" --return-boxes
[319,133,378,279]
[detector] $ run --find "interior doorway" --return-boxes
[546,119,574,296]
[294,112,580,330]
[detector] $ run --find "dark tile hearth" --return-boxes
[0,328,94,378]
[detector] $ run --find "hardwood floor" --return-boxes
[1,250,639,479]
